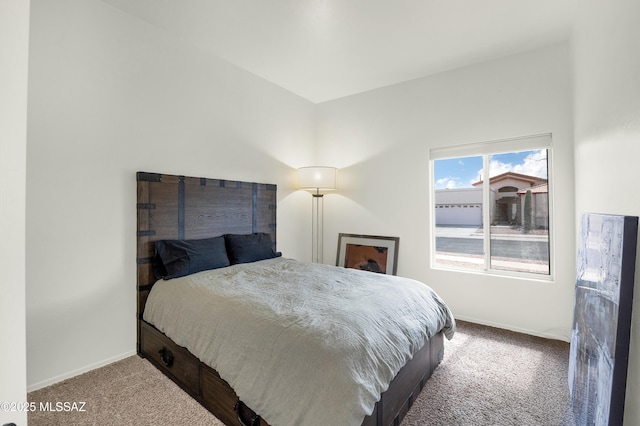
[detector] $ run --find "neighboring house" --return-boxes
[435,172,548,227]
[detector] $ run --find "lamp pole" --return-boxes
[296,166,338,264]
[312,188,324,263]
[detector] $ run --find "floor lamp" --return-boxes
[297,166,338,263]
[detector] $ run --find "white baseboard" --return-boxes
[454,315,571,343]
[27,350,137,392]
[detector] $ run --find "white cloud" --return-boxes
[470,173,482,186]
[475,149,548,182]
[512,149,547,178]
[489,160,512,177]
[436,176,459,189]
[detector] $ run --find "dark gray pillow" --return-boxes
[224,233,281,265]
[153,236,230,279]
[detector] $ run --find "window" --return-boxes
[430,134,551,276]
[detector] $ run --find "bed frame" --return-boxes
[136,171,445,426]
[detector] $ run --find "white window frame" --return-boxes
[429,133,554,280]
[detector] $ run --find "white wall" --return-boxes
[26,0,315,390]
[31,4,640,417]
[0,1,30,424]
[316,44,575,340]
[573,0,640,423]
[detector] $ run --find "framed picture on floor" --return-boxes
[569,213,638,426]
[336,233,399,275]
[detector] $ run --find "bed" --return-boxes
[136,172,455,426]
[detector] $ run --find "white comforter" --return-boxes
[143,257,455,426]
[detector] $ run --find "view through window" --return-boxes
[433,147,550,275]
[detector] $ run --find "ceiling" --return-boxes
[101,0,577,103]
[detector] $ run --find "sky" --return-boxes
[434,149,548,190]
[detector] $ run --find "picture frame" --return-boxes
[336,233,399,275]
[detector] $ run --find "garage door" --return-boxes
[435,204,482,226]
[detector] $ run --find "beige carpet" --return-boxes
[28,320,575,425]
[401,321,576,426]
[28,353,222,426]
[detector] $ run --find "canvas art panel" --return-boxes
[569,213,638,426]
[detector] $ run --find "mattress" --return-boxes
[143,257,455,426]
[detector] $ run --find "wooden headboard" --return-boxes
[136,172,277,351]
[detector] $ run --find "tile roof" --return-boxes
[517,183,548,194]
[473,171,548,187]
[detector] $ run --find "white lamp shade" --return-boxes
[297,166,338,190]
